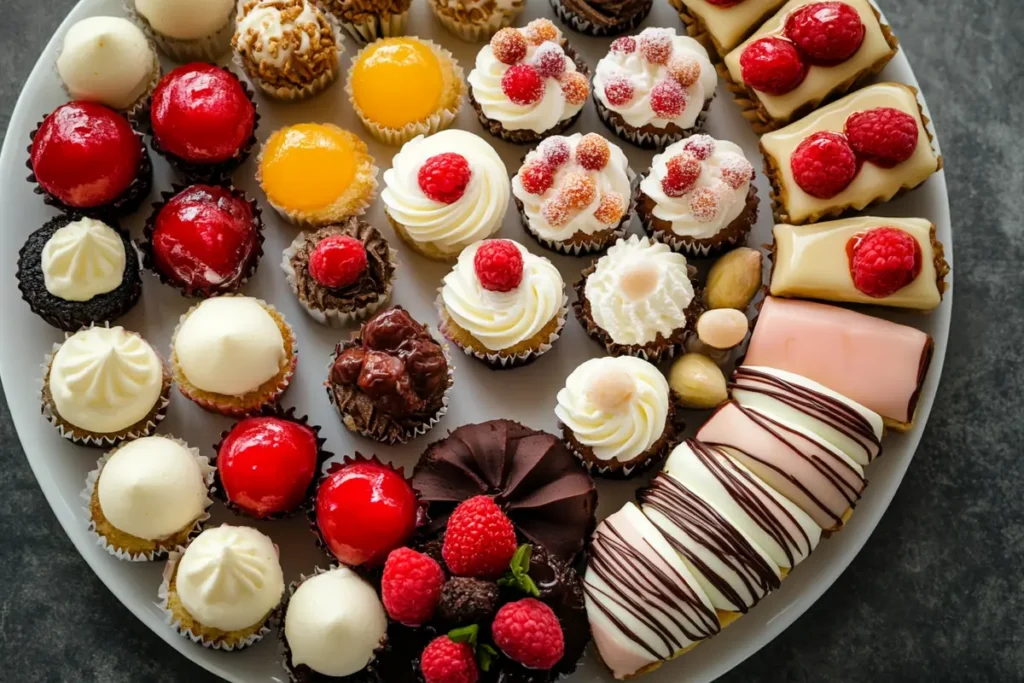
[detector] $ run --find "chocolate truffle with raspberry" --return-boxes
[326,306,452,444]
[282,217,397,328]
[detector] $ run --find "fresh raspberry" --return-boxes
[420,636,479,683]
[848,227,922,298]
[739,37,807,95]
[638,28,673,65]
[502,64,545,106]
[603,75,635,107]
[650,78,687,119]
[519,160,555,195]
[308,235,368,289]
[442,495,518,578]
[667,53,702,88]
[539,136,571,167]
[382,548,446,627]
[418,153,472,204]
[683,134,716,160]
[542,196,572,227]
[491,27,527,65]
[491,599,565,670]
[532,41,567,78]
[473,241,524,293]
[559,71,590,106]
[593,191,625,225]
[560,172,597,209]
[790,130,858,198]
[689,186,720,222]
[784,2,865,66]
[720,155,754,189]
[575,134,611,171]
[609,36,636,55]
[523,18,559,46]
[661,152,702,197]
[844,107,919,167]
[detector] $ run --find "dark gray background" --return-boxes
[2,0,1022,681]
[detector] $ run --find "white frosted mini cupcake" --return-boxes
[129,0,236,62]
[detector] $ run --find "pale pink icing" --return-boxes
[744,297,932,423]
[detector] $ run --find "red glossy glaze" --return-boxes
[218,417,319,518]
[315,459,418,566]
[150,63,255,164]
[30,102,141,208]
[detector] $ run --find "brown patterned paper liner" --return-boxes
[470,44,590,145]
[638,180,759,258]
[158,543,276,651]
[53,46,162,124]
[336,6,409,43]
[40,329,171,448]
[345,38,465,146]
[138,184,266,299]
[593,90,713,150]
[125,0,236,63]
[428,0,526,42]
[170,296,298,418]
[549,0,652,37]
[717,5,900,134]
[80,436,215,561]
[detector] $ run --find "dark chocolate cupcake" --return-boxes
[549,0,652,37]
[282,217,397,328]
[17,215,142,332]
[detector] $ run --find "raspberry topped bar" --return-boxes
[760,82,941,224]
[669,0,789,59]
[722,0,899,132]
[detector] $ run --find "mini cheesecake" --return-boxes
[770,216,950,310]
[760,82,941,225]
[669,0,788,59]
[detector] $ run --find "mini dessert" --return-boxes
[770,215,949,310]
[638,135,758,256]
[149,64,257,181]
[130,0,236,62]
[214,407,328,519]
[281,217,397,326]
[705,246,763,310]
[696,308,749,349]
[670,0,788,58]
[140,184,264,298]
[574,235,703,361]
[319,0,411,42]
[412,419,598,562]
[593,28,716,148]
[556,356,680,478]
[745,296,932,430]
[83,435,213,561]
[42,326,170,447]
[257,123,377,227]
[17,215,142,331]
[723,0,899,132]
[170,295,297,417]
[551,0,653,37]
[280,567,388,679]
[429,0,526,42]
[160,525,283,650]
[28,102,150,217]
[232,0,343,101]
[761,82,941,225]
[437,240,567,368]
[468,21,590,144]
[56,17,161,119]
[382,130,508,260]
[326,307,452,444]
[669,352,728,409]
[512,133,636,255]
[347,37,464,145]
[585,502,720,679]
[311,456,421,566]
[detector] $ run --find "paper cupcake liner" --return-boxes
[637,180,759,258]
[126,1,236,63]
[549,0,652,37]
[170,296,298,418]
[158,546,273,651]
[281,230,397,328]
[435,291,569,370]
[338,7,409,43]
[593,93,713,150]
[428,0,526,42]
[139,184,265,298]
[80,436,214,561]
[345,38,465,146]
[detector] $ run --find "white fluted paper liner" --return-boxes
[593,93,712,150]
[281,231,398,328]
[548,0,651,37]
[125,1,236,63]
[428,0,526,42]
[339,8,408,42]
[80,436,215,562]
[345,38,465,146]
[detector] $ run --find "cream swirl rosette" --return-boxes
[41,217,127,302]
[382,130,508,260]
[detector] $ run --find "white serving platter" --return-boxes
[0,0,951,681]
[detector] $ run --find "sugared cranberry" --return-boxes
[309,235,367,289]
[501,64,545,106]
[740,37,807,95]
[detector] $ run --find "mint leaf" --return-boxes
[498,544,540,596]
[448,624,479,647]
[478,644,498,672]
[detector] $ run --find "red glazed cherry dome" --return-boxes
[147,184,262,296]
[30,101,143,210]
[150,63,255,167]
[217,415,321,518]
[314,457,420,567]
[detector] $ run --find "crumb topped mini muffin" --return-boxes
[319,0,412,42]
[429,0,526,42]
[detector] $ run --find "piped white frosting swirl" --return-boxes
[57,17,157,110]
[41,217,127,302]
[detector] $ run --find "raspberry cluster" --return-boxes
[602,27,703,116]
[657,136,755,224]
[492,20,588,108]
